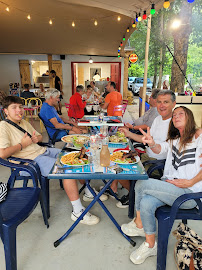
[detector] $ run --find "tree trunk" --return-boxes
[170,2,194,93]
[152,53,158,88]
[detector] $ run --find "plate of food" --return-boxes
[109,131,127,143]
[110,150,140,164]
[60,147,89,166]
[61,135,90,148]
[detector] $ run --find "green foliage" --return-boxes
[128,0,201,82]
[128,64,144,77]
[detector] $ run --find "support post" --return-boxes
[123,51,132,100]
[141,15,151,116]
[48,54,54,88]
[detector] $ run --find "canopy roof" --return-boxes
[0,0,165,56]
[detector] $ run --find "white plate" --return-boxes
[61,135,90,143]
[60,151,89,166]
[111,150,140,165]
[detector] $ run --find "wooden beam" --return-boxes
[48,54,54,88]
[141,15,151,116]
[123,51,132,99]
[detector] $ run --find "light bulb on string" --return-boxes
[117,16,121,21]
[187,0,195,3]
[135,14,138,22]
[132,21,136,28]
[163,0,170,9]
[89,57,93,64]
[49,19,53,25]
[123,36,125,41]
[143,11,147,20]
[120,42,123,47]
[27,15,31,20]
[94,20,98,26]
[118,55,120,58]
[138,13,142,22]
[118,46,121,50]
[150,4,156,15]
[6,7,10,12]
[72,21,75,27]
[127,27,130,32]
[118,49,120,53]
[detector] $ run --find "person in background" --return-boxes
[82,85,95,103]
[0,90,7,105]
[42,70,49,76]
[0,95,100,225]
[37,84,46,99]
[40,89,83,140]
[101,81,122,116]
[121,106,202,265]
[93,72,101,81]
[90,81,99,94]
[68,85,86,119]
[125,89,160,133]
[50,70,63,115]
[21,84,35,99]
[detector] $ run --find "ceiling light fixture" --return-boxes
[72,21,75,27]
[6,7,10,12]
[117,16,121,21]
[49,19,53,25]
[94,20,98,26]
[27,15,31,20]
[89,57,93,64]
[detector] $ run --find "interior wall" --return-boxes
[0,54,123,103]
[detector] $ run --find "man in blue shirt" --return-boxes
[40,88,83,140]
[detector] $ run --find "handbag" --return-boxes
[0,182,8,202]
[173,222,202,270]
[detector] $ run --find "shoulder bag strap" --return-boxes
[4,119,32,138]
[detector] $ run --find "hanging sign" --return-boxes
[129,54,138,63]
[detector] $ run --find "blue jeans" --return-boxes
[135,179,197,235]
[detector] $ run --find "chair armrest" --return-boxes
[168,192,202,233]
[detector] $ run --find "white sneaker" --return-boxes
[130,241,157,264]
[71,209,100,225]
[121,218,145,237]
[83,188,108,202]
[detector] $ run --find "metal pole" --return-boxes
[141,15,151,116]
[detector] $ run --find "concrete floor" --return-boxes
[0,100,201,270]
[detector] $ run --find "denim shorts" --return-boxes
[34,148,61,177]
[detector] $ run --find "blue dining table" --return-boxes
[48,140,148,248]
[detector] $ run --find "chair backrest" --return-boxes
[122,99,128,105]
[113,104,127,116]
[20,97,27,106]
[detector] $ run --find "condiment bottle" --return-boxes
[100,144,110,167]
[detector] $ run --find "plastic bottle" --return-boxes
[100,144,110,167]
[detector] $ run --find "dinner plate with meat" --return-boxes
[110,150,140,164]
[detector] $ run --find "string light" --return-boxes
[72,21,75,27]
[187,0,195,2]
[27,14,31,20]
[150,4,156,15]
[163,0,170,9]
[6,7,10,12]
[127,27,130,32]
[143,11,147,20]
[118,46,121,50]
[117,16,121,21]
[89,57,93,64]
[118,49,120,52]
[120,42,123,46]
[94,20,98,26]
[123,36,125,41]
[138,13,142,22]
[132,21,136,28]
[49,19,53,25]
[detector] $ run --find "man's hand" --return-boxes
[21,133,32,148]
[72,127,83,134]
[139,127,154,146]
[119,127,132,138]
[166,179,193,188]
[125,123,133,130]
[31,131,39,144]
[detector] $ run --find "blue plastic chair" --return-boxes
[0,163,49,270]
[38,113,68,146]
[155,192,202,270]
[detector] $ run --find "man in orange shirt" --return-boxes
[101,81,122,116]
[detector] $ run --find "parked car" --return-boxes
[132,77,153,95]
[128,77,136,90]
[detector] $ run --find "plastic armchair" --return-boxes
[38,113,68,146]
[65,103,78,122]
[155,192,202,270]
[0,164,49,270]
[113,104,127,116]
[122,99,128,105]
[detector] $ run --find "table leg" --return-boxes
[54,179,136,248]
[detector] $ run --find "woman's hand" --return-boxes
[139,127,155,146]
[125,123,133,130]
[118,127,131,138]
[166,179,193,188]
